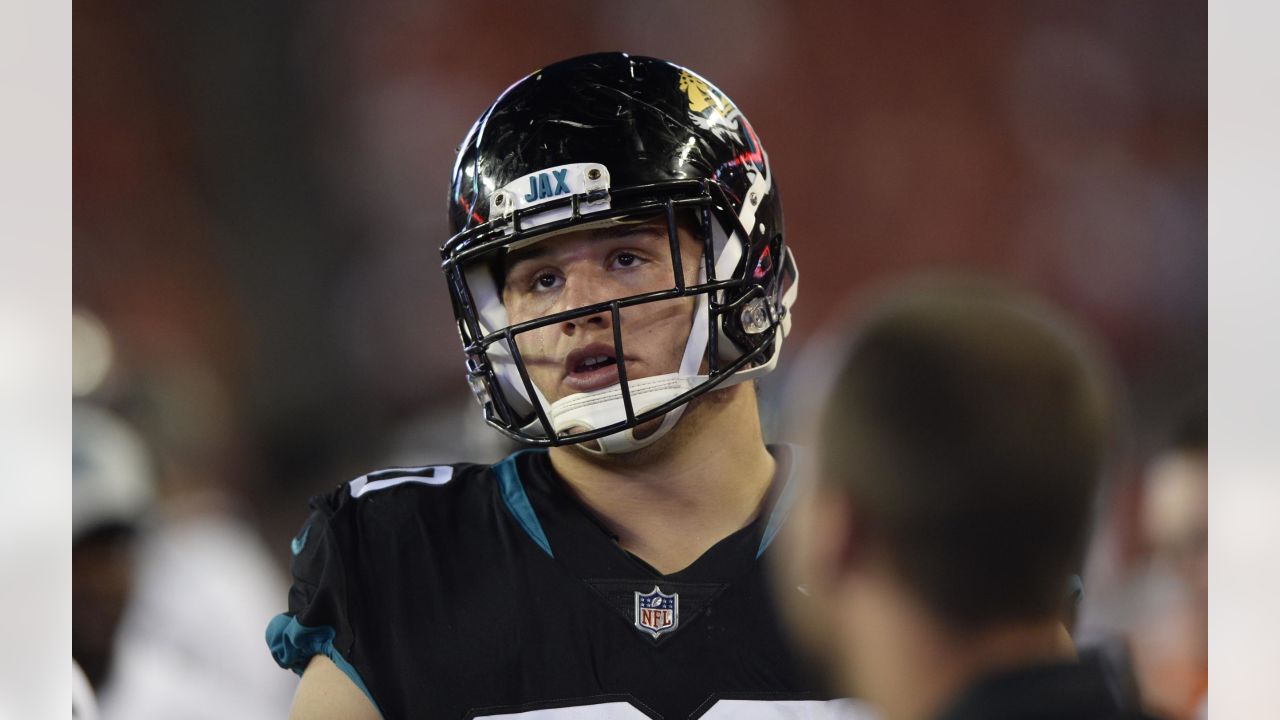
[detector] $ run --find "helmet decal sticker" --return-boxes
[678,69,740,136]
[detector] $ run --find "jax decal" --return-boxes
[488,162,611,228]
[633,586,678,638]
[523,168,571,202]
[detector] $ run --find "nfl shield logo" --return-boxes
[634,585,679,638]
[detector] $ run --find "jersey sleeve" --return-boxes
[265,490,376,704]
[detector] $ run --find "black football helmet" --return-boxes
[441,52,798,453]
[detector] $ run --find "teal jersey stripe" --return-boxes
[493,449,554,558]
[290,524,310,556]
[265,613,383,718]
[757,444,804,558]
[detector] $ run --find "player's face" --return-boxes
[501,218,705,405]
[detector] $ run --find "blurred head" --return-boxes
[774,276,1114,692]
[442,52,797,454]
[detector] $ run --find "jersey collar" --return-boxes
[498,444,798,584]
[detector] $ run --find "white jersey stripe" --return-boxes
[348,466,454,498]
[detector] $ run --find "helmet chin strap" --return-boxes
[549,374,697,454]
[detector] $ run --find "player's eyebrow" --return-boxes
[590,220,668,242]
[503,220,669,272]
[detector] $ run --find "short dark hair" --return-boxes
[820,278,1114,629]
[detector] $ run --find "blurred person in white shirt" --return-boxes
[73,399,296,720]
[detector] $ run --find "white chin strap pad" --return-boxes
[548,374,704,454]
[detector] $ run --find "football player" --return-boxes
[267,53,864,719]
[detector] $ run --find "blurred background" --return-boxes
[72,1,1205,718]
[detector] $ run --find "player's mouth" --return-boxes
[563,343,628,393]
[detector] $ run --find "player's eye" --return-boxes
[530,271,563,292]
[609,251,644,270]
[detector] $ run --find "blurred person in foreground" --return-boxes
[267,53,880,720]
[772,278,1163,720]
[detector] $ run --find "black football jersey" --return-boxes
[266,446,871,719]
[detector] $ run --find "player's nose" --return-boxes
[556,271,613,336]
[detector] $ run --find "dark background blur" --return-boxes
[73,0,1204,567]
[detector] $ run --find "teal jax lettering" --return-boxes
[525,169,571,202]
